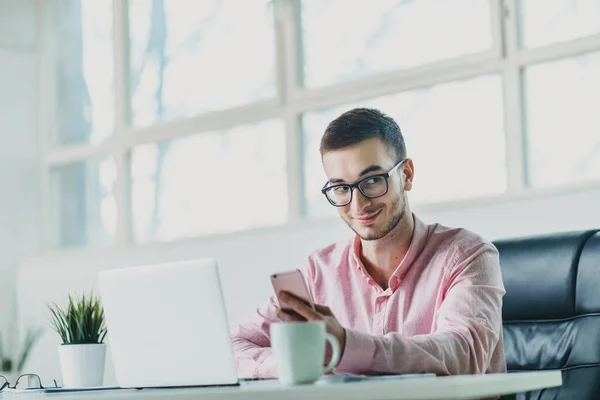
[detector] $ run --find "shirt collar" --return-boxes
[394,213,428,280]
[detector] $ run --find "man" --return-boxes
[231,108,506,377]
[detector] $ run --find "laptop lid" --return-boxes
[98,258,238,388]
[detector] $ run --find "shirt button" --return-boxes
[377,297,385,303]
[367,279,374,285]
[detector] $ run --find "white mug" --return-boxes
[270,321,341,385]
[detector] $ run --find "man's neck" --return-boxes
[359,213,415,289]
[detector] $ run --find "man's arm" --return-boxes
[230,296,280,378]
[336,244,505,375]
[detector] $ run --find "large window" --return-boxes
[519,0,600,48]
[524,51,600,188]
[301,0,493,88]
[51,157,116,247]
[128,0,276,126]
[130,119,287,242]
[41,0,600,249]
[53,0,114,146]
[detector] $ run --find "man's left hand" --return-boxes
[276,291,346,365]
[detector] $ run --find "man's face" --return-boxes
[322,138,412,241]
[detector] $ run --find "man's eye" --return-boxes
[364,176,384,186]
[333,186,350,193]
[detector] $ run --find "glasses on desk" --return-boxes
[0,374,58,391]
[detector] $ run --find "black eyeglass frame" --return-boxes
[321,158,408,207]
[0,374,58,391]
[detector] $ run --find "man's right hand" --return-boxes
[275,291,347,366]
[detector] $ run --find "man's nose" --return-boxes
[350,187,370,212]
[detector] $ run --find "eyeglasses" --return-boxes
[321,159,407,207]
[0,374,58,391]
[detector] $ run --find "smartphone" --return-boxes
[270,269,315,312]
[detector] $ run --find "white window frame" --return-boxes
[38,0,600,250]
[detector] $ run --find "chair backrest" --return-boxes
[494,230,600,400]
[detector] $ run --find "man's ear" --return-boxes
[402,159,414,191]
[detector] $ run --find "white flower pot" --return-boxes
[58,343,106,388]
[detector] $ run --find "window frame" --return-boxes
[38,0,600,250]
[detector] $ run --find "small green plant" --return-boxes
[48,293,107,344]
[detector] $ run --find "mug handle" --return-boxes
[322,332,341,374]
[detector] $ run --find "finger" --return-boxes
[278,293,312,308]
[314,304,332,315]
[277,308,305,322]
[279,291,321,321]
[280,292,323,321]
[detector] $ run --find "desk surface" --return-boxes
[3,371,562,400]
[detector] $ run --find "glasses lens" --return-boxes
[325,185,351,206]
[15,375,41,390]
[358,176,388,197]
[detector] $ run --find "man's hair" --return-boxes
[319,108,407,161]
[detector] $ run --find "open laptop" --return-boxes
[98,258,239,388]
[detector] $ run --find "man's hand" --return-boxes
[276,291,346,365]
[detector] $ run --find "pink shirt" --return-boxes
[231,214,506,378]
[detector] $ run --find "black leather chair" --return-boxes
[494,229,600,399]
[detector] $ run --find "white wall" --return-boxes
[0,0,40,340]
[17,185,600,384]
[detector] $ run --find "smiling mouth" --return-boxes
[353,209,382,225]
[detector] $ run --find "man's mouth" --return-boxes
[352,209,382,225]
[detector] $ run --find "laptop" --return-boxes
[98,258,239,388]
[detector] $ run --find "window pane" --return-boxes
[131,120,287,242]
[52,156,117,248]
[524,52,600,188]
[303,75,506,218]
[53,0,114,146]
[301,0,492,88]
[519,0,600,48]
[128,0,276,127]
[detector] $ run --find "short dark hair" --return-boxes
[319,108,407,161]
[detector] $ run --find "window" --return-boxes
[51,157,116,248]
[519,0,600,48]
[303,76,506,217]
[301,0,493,88]
[53,0,114,146]
[41,1,600,249]
[128,0,276,127]
[130,119,287,242]
[524,51,600,188]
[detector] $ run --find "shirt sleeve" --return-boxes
[335,243,506,376]
[230,296,280,378]
[230,261,318,379]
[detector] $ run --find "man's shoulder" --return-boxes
[308,239,354,277]
[307,238,354,268]
[426,220,496,255]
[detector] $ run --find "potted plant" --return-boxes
[48,292,107,388]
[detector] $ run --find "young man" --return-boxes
[231,108,506,377]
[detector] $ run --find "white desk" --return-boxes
[5,371,561,400]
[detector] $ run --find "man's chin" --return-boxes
[352,225,386,241]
